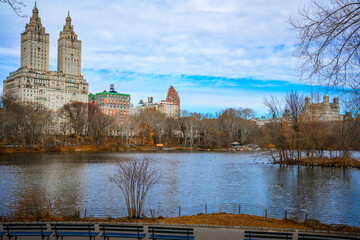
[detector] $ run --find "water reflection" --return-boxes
[0,152,359,226]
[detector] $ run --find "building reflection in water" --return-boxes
[0,152,359,226]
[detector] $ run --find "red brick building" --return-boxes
[166,85,180,117]
[165,85,180,117]
[89,84,131,121]
[166,85,180,105]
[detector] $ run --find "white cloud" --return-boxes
[0,0,312,112]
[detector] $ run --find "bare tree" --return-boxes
[0,95,10,145]
[199,117,218,148]
[59,102,88,136]
[109,156,160,218]
[177,110,188,144]
[264,96,289,162]
[164,117,177,145]
[290,0,360,98]
[235,107,256,120]
[235,108,256,145]
[88,103,115,147]
[218,109,238,145]
[22,103,54,147]
[336,106,360,159]
[299,101,328,160]
[183,112,201,148]
[1,0,26,17]
[263,91,345,163]
[285,90,305,160]
[3,99,27,147]
[0,94,54,148]
[120,117,138,147]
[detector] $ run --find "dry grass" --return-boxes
[278,157,360,169]
[153,213,311,230]
[152,213,359,233]
[3,213,360,233]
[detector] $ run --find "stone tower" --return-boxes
[20,2,50,71]
[57,11,81,76]
[166,85,180,106]
[303,95,341,121]
[323,95,330,104]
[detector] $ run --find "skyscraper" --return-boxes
[20,2,49,72]
[57,11,81,76]
[3,3,88,113]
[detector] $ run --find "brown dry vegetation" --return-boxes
[154,213,360,233]
[154,213,310,230]
[2,213,360,233]
[0,144,229,154]
[276,157,360,169]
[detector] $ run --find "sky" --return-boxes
[0,0,317,116]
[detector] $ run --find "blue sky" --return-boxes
[0,0,315,115]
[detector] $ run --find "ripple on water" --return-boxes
[0,152,359,226]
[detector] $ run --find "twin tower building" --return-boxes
[3,3,178,121]
[3,3,89,111]
[21,3,81,75]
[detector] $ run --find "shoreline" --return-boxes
[274,157,360,169]
[1,146,360,169]
[1,213,359,234]
[0,145,261,154]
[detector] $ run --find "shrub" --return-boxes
[12,189,54,221]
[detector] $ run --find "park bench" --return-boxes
[99,224,145,240]
[245,230,292,240]
[298,233,360,240]
[51,223,99,240]
[3,223,52,240]
[0,231,6,240]
[148,226,194,240]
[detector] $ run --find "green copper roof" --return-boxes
[34,1,37,9]
[89,92,131,98]
[67,10,70,17]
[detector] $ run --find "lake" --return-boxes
[0,152,359,226]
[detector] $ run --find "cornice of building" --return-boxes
[90,91,131,98]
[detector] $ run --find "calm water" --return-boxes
[0,152,359,226]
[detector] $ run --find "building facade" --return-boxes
[303,95,341,121]
[155,100,180,118]
[58,11,82,76]
[131,97,156,116]
[3,4,88,112]
[20,2,49,72]
[89,84,131,121]
[132,85,180,118]
[166,85,180,117]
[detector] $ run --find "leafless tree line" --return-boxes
[0,94,258,149]
[118,107,258,148]
[0,95,53,147]
[285,0,360,162]
[263,91,360,163]
[2,92,358,156]
[0,95,115,148]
